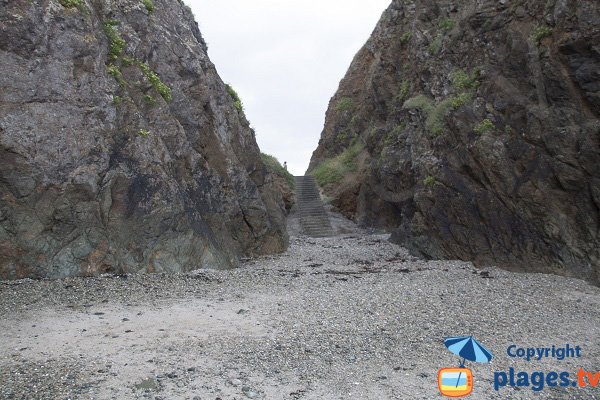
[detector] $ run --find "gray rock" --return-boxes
[242,386,258,398]
[134,378,158,391]
[307,0,600,284]
[0,0,288,279]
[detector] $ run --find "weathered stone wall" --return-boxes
[308,0,599,284]
[0,0,288,279]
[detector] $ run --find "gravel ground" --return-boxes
[1,216,599,399]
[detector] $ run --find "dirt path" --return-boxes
[1,233,599,399]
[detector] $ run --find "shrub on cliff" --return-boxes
[225,84,244,114]
[311,143,363,187]
[261,153,294,189]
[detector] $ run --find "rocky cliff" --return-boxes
[308,0,599,284]
[0,0,288,279]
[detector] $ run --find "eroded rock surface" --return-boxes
[0,0,288,279]
[308,0,599,284]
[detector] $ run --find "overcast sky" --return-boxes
[187,0,391,175]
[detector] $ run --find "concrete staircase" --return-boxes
[295,176,334,237]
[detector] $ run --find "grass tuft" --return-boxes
[59,0,82,8]
[143,94,157,105]
[404,95,460,137]
[261,154,295,189]
[428,35,443,55]
[311,143,363,187]
[450,92,473,108]
[531,25,552,46]
[396,80,411,103]
[138,62,172,102]
[335,97,354,112]
[383,122,407,147]
[439,18,456,31]
[142,0,154,13]
[103,21,126,63]
[225,84,244,113]
[452,68,480,91]
[474,119,495,134]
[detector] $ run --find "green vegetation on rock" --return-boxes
[439,18,456,31]
[531,25,552,45]
[404,93,474,137]
[404,95,434,114]
[138,129,150,137]
[59,0,82,8]
[336,130,357,143]
[401,67,480,137]
[225,84,244,113]
[107,64,125,88]
[121,56,135,67]
[426,98,455,137]
[261,153,295,189]
[138,62,173,102]
[103,21,126,63]
[396,80,411,103]
[335,97,354,112]
[452,68,480,91]
[102,20,173,104]
[312,143,363,187]
[450,92,473,108]
[424,176,436,186]
[383,122,406,147]
[474,119,495,134]
[143,94,157,105]
[428,35,443,55]
[142,0,154,13]
[400,32,413,43]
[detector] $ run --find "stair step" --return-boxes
[294,176,334,238]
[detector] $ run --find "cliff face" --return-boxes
[0,0,288,279]
[308,0,600,283]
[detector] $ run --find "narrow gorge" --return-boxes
[1,1,599,399]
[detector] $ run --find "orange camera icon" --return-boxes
[438,368,473,397]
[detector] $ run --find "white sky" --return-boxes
[188,0,391,176]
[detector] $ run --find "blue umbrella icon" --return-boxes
[444,336,493,388]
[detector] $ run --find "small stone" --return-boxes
[242,386,258,398]
[134,378,158,391]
